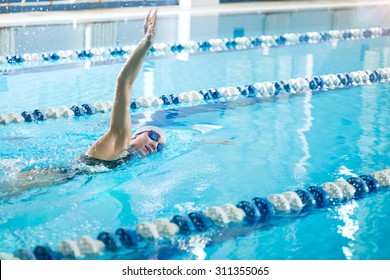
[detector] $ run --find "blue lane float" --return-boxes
[359,175,379,193]
[253,197,276,218]
[171,215,197,235]
[33,245,63,260]
[188,211,213,232]
[295,189,316,211]
[1,168,389,260]
[307,186,330,208]
[97,232,122,252]
[1,27,389,66]
[347,177,369,198]
[1,67,389,126]
[13,248,36,260]
[236,200,261,222]
[115,228,139,249]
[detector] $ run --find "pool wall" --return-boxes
[1,3,389,56]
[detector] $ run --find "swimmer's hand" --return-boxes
[144,8,158,43]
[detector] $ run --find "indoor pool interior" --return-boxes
[0,1,389,260]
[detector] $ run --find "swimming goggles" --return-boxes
[148,130,164,152]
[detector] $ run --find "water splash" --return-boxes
[338,165,358,177]
[336,200,359,241]
[0,158,27,177]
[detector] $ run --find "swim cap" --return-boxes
[134,126,167,144]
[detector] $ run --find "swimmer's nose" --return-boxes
[150,141,159,152]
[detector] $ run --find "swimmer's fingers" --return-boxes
[145,9,158,42]
[143,9,153,34]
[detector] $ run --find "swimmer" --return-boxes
[1,9,165,195]
[83,8,166,165]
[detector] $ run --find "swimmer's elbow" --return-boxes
[117,71,136,86]
[117,74,130,85]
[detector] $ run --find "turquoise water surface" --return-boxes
[0,8,389,260]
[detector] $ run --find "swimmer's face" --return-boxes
[130,131,164,156]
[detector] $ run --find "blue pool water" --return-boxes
[0,7,390,260]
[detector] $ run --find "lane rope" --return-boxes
[1,67,389,125]
[0,26,389,66]
[1,168,389,260]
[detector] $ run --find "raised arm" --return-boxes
[110,9,157,134]
[86,9,157,160]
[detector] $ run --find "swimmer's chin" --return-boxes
[128,146,146,157]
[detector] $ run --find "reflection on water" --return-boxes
[335,200,359,260]
[294,92,313,182]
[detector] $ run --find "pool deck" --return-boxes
[0,0,389,27]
